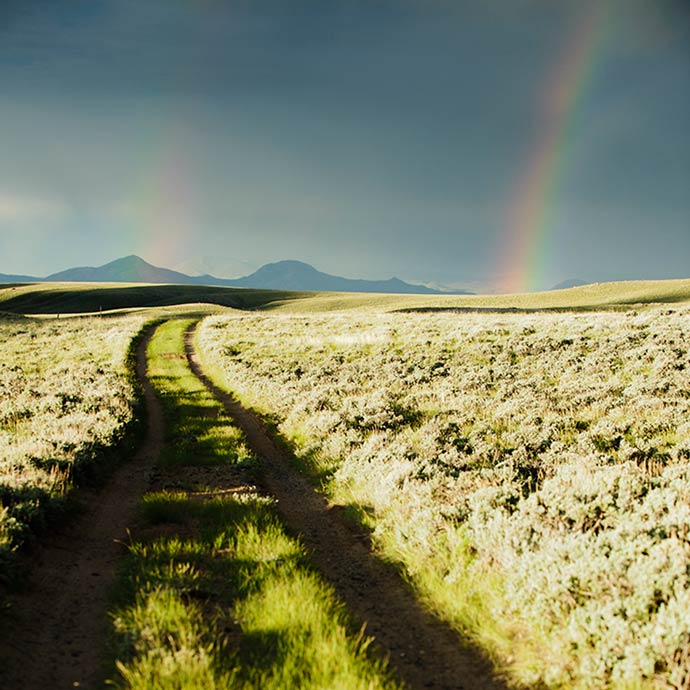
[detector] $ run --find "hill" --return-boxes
[0,273,41,283]
[550,278,588,290]
[0,283,310,315]
[268,278,690,313]
[45,255,206,285]
[2,277,690,317]
[224,260,468,294]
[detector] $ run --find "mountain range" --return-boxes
[0,255,472,295]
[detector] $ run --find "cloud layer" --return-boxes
[0,0,688,289]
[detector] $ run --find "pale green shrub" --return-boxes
[197,307,690,687]
[0,315,147,561]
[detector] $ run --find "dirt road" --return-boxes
[0,327,163,690]
[185,323,508,690]
[0,320,509,690]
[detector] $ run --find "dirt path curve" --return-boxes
[185,324,509,690]
[0,326,162,690]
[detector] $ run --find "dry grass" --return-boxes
[0,313,148,568]
[111,318,398,690]
[1,276,689,318]
[267,278,690,313]
[197,306,690,689]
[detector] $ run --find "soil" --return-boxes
[0,320,511,690]
[0,327,163,690]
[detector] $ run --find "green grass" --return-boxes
[146,319,253,467]
[109,319,398,690]
[0,283,313,315]
[1,277,689,318]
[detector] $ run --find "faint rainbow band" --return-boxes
[496,2,610,294]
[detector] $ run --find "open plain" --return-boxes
[0,280,689,689]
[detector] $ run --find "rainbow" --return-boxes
[496,2,610,294]
[116,119,200,267]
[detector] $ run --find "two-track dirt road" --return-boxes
[0,320,509,690]
[0,327,163,690]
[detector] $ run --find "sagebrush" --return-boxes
[198,307,690,689]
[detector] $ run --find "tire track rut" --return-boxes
[185,322,509,690]
[0,319,512,690]
[0,326,162,690]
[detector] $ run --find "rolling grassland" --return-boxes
[0,314,148,572]
[2,280,690,687]
[0,282,310,315]
[267,278,690,314]
[197,306,690,689]
[111,319,397,689]
[1,276,689,317]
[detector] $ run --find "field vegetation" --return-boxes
[0,313,148,575]
[267,278,690,314]
[3,279,690,686]
[110,319,397,689]
[2,276,689,317]
[0,283,309,315]
[197,306,690,689]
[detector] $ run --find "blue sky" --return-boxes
[0,0,688,291]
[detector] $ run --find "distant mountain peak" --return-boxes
[550,278,588,291]
[229,260,467,294]
[267,259,314,268]
[46,255,193,284]
[254,259,320,274]
[2,255,473,295]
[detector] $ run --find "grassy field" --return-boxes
[110,319,398,689]
[0,282,312,315]
[197,306,690,689]
[3,279,690,686]
[1,276,690,317]
[269,278,690,313]
[0,313,149,577]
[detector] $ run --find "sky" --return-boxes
[0,0,688,292]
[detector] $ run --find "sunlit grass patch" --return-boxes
[110,319,398,689]
[142,490,276,536]
[235,571,382,690]
[114,588,227,690]
[197,307,690,688]
[0,313,148,577]
[114,490,395,690]
[147,319,254,467]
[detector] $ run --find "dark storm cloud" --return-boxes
[0,0,688,288]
